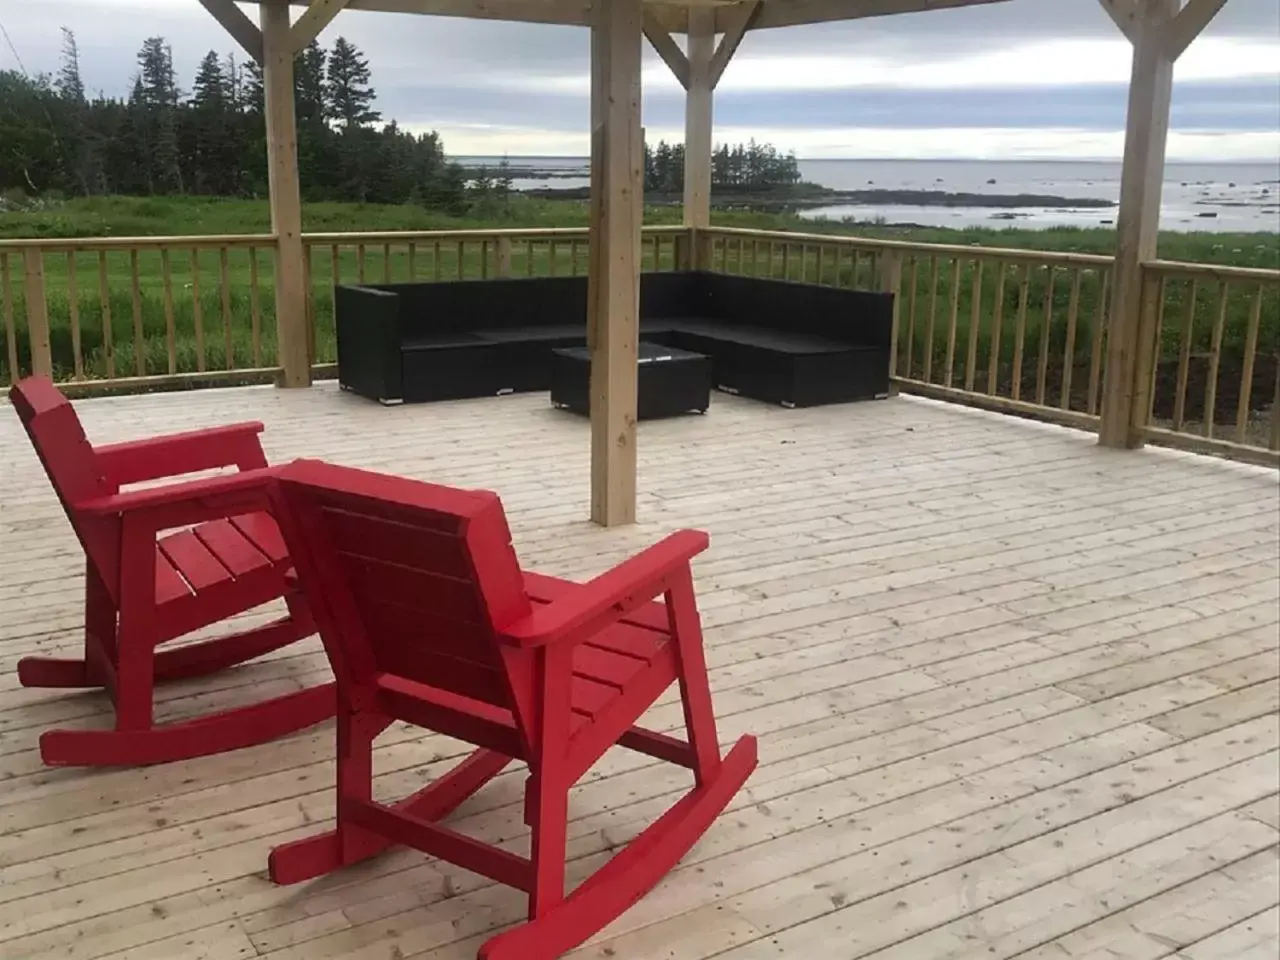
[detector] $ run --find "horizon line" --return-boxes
[447,154,1277,165]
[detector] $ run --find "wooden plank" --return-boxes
[1164,0,1230,60]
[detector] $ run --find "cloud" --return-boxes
[0,0,1276,159]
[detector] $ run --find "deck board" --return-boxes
[0,383,1276,960]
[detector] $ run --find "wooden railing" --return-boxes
[0,226,687,394]
[702,227,1117,433]
[2,223,1275,468]
[1137,260,1279,465]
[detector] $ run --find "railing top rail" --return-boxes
[1143,258,1280,283]
[302,225,685,243]
[702,225,1115,267]
[0,234,276,251]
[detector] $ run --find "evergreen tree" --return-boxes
[325,37,380,131]
[56,28,85,102]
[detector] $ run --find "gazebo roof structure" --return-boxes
[198,0,1235,527]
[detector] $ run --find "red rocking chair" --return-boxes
[263,459,757,960]
[9,376,335,767]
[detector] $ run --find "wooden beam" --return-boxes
[1098,0,1178,448]
[197,0,264,63]
[261,1,312,389]
[1162,0,1229,60]
[730,0,1011,31]
[321,0,594,26]
[709,0,759,88]
[291,0,351,53]
[643,9,690,89]
[1097,0,1140,43]
[684,6,714,234]
[588,0,644,527]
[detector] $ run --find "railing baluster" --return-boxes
[357,244,367,283]
[548,240,558,277]
[781,244,791,280]
[161,248,177,375]
[1011,264,1031,401]
[571,239,582,276]
[131,249,146,376]
[944,259,962,388]
[1144,276,1167,424]
[433,241,442,281]
[850,250,861,289]
[190,248,206,373]
[1,254,16,384]
[1060,267,1082,410]
[904,255,919,379]
[1203,281,1228,439]
[924,256,940,383]
[249,246,263,368]
[526,240,535,277]
[986,261,1007,395]
[964,259,984,392]
[457,241,466,280]
[408,241,418,280]
[1036,266,1055,407]
[67,252,83,379]
[1233,285,1263,444]
[220,246,234,371]
[383,243,392,283]
[481,240,490,280]
[98,250,114,380]
[1087,270,1109,415]
[1172,280,1198,431]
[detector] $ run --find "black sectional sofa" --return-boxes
[335,270,893,408]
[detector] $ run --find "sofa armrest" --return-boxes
[335,284,403,402]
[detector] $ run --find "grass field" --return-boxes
[0,195,1276,424]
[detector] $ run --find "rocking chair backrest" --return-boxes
[272,459,532,709]
[9,376,119,586]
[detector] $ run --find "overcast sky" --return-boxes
[1,0,1278,160]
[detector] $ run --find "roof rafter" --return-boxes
[709,0,760,87]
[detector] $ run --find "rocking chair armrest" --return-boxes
[78,465,283,526]
[499,529,710,649]
[96,421,268,486]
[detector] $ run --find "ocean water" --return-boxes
[453,156,1280,233]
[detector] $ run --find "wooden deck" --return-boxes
[1,383,1277,960]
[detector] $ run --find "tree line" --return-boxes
[0,30,470,210]
[0,28,805,212]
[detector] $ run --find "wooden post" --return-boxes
[1097,0,1176,447]
[23,249,52,378]
[684,6,714,263]
[261,0,311,388]
[587,0,644,527]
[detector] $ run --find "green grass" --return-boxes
[0,195,1276,423]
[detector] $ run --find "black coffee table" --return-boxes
[550,341,711,419]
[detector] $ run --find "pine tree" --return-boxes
[56,28,85,102]
[325,37,381,131]
[134,37,184,192]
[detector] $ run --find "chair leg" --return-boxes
[668,571,724,786]
[16,565,117,689]
[527,773,569,921]
[269,741,511,885]
[479,735,758,960]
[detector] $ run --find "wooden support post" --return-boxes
[588,0,644,527]
[1098,0,1223,447]
[261,1,311,388]
[22,249,52,378]
[684,6,714,250]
